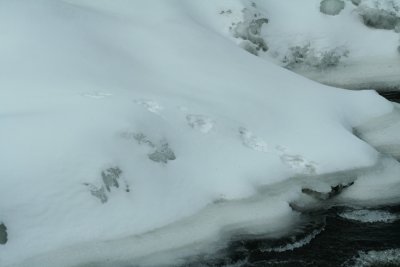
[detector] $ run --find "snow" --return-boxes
[0,0,399,266]
[225,0,400,89]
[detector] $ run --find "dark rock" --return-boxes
[0,223,7,245]
[301,181,354,201]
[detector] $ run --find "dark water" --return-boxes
[378,91,400,103]
[181,91,400,267]
[181,206,400,267]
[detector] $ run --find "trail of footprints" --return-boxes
[131,99,317,173]
[84,167,130,204]
[85,99,317,203]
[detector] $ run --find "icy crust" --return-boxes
[0,0,399,266]
[4,157,400,267]
[339,209,399,223]
[262,228,323,253]
[344,249,400,267]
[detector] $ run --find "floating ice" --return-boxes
[344,249,400,267]
[262,228,323,252]
[339,209,399,223]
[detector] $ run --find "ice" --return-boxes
[0,0,399,266]
[339,209,399,223]
[344,249,400,267]
[262,228,323,252]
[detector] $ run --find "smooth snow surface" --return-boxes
[0,1,399,266]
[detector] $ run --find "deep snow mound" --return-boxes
[0,1,399,266]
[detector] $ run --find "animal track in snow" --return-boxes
[133,99,163,114]
[274,145,317,174]
[122,132,176,164]
[238,127,269,152]
[186,114,214,133]
[84,166,130,204]
[81,91,113,99]
[279,154,317,174]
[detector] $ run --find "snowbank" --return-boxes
[0,1,399,266]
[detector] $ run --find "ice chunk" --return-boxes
[344,249,400,267]
[339,209,399,223]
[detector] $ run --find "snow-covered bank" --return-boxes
[218,0,400,90]
[0,1,400,266]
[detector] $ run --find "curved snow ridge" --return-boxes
[339,209,399,223]
[5,193,299,267]
[344,249,400,267]
[3,152,400,267]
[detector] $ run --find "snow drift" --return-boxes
[0,0,399,266]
